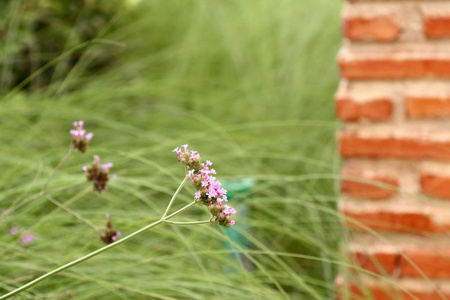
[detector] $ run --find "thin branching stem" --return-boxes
[42,145,74,194]
[1,190,199,299]
[162,175,188,218]
[164,220,211,225]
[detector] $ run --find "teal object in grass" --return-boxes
[222,178,254,271]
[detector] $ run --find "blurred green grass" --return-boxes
[0,0,343,299]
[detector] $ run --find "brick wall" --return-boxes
[337,0,450,299]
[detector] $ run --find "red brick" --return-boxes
[425,15,450,39]
[407,96,450,118]
[336,98,393,122]
[350,249,398,275]
[341,173,398,199]
[421,173,450,199]
[341,207,441,233]
[336,276,450,300]
[349,241,450,279]
[339,133,450,159]
[339,51,450,79]
[343,16,400,42]
[401,248,450,278]
[347,0,437,2]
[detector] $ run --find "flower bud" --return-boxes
[70,120,94,153]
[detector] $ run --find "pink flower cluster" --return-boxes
[83,155,115,193]
[100,213,121,244]
[70,120,93,152]
[173,144,236,227]
[9,227,34,244]
[173,144,202,171]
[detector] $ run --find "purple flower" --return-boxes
[71,120,93,153]
[172,147,182,155]
[111,231,121,242]
[21,234,34,244]
[84,155,114,193]
[101,162,113,173]
[223,205,236,216]
[188,169,195,182]
[9,227,18,235]
[173,144,202,169]
[85,133,94,141]
[101,214,121,244]
[174,144,236,227]
[206,188,217,199]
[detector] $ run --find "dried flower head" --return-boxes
[83,155,114,193]
[70,120,94,152]
[100,213,121,244]
[174,144,236,227]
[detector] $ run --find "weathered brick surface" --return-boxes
[341,172,398,199]
[349,237,450,279]
[423,4,450,38]
[407,96,450,118]
[339,130,450,160]
[421,173,450,199]
[339,47,450,79]
[401,247,450,278]
[336,98,393,122]
[343,15,400,41]
[336,276,450,300]
[340,204,445,233]
[425,15,450,38]
[337,0,450,298]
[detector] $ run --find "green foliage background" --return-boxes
[0,1,344,299]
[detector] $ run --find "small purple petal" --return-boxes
[20,234,34,244]
[9,227,18,235]
[85,133,93,141]
[102,162,113,173]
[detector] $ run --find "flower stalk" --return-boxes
[1,196,197,300]
[1,142,237,299]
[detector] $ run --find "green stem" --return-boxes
[162,176,188,218]
[164,220,211,225]
[46,195,99,231]
[42,145,74,194]
[0,201,198,299]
